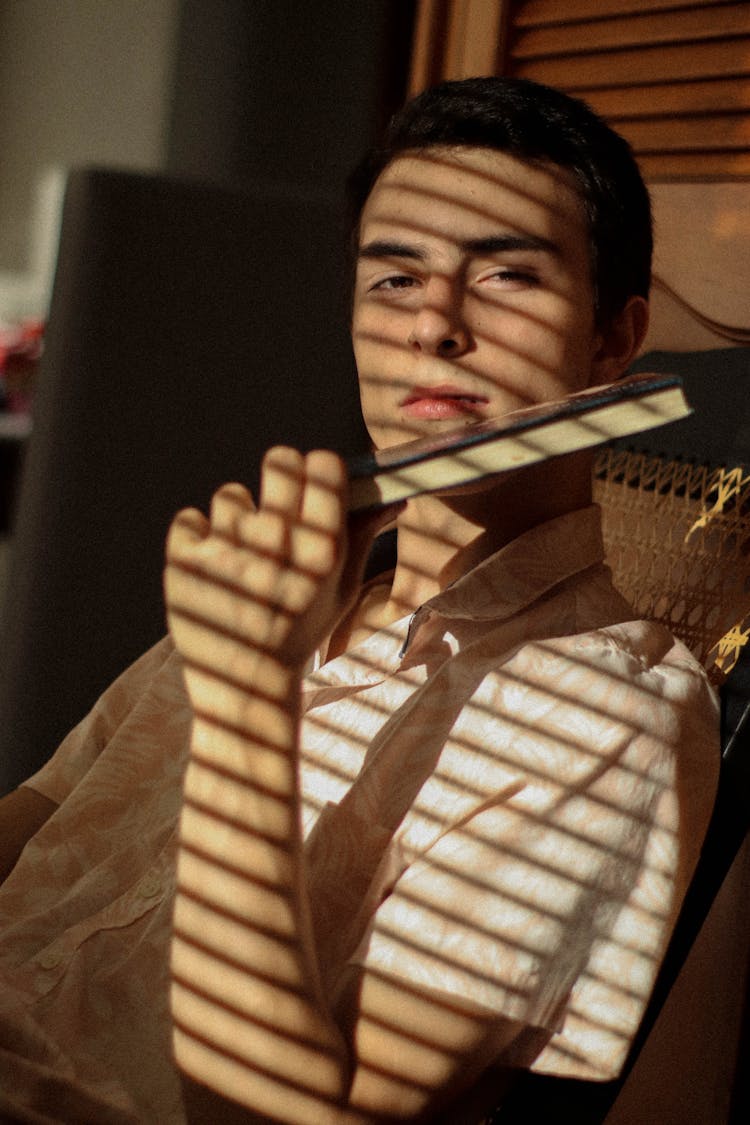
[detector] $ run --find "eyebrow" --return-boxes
[357,233,560,261]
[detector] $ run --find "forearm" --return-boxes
[170,653,527,1123]
[171,656,350,1123]
[164,453,471,1121]
[170,663,516,1124]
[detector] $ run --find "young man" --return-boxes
[0,79,718,1123]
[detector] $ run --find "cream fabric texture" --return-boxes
[0,506,719,1121]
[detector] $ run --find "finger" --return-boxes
[288,451,346,576]
[259,446,306,517]
[237,509,290,597]
[166,507,210,560]
[290,522,338,579]
[209,482,255,539]
[299,450,347,531]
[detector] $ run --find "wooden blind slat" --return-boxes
[514,37,750,89]
[638,150,750,177]
[513,5,750,60]
[514,0,732,26]
[583,78,750,121]
[617,112,750,153]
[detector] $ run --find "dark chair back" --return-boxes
[0,167,368,792]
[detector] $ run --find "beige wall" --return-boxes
[0,0,180,314]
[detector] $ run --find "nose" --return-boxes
[407,277,470,357]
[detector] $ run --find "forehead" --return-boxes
[359,146,589,252]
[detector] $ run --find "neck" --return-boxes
[388,451,594,615]
[327,451,594,660]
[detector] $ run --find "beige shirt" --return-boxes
[0,506,719,1122]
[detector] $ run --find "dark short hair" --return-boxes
[348,76,652,327]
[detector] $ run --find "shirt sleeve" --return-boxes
[24,636,179,805]
[0,981,140,1124]
[356,621,720,1081]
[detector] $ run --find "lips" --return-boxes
[400,384,489,420]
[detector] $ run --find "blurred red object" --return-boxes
[0,319,45,414]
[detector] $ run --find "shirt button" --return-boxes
[137,872,162,899]
[38,948,63,970]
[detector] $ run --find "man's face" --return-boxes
[352,146,605,451]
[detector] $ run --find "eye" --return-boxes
[483,266,540,287]
[369,274,418,292]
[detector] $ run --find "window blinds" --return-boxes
[507,0,750,178]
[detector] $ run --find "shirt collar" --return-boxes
[306,504,605,688]
[418,504,605,623]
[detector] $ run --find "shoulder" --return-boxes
[573,618,717,700]
[489,616,719,769]
[535,619,720,753]
[25,635,186,804]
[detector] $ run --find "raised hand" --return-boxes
[164,446,394,687]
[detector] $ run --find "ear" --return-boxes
[591,295,650,385]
